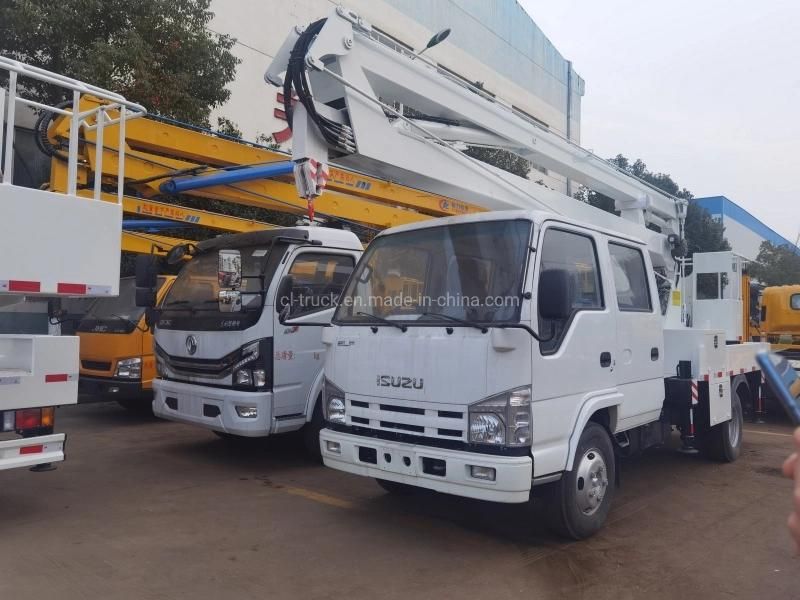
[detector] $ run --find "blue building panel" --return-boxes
[694,196,798,250]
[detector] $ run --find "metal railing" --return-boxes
[0,56,146,202]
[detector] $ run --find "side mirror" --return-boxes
[218,249,242,289]
[135,255,159,289]
[275,275,294,316]
[166,243,195,266]
[144,307,159,330]
[136,287,157,308]
[538,269,573,321]
[218,289,242,313]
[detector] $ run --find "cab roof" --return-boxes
[196,226,362,254]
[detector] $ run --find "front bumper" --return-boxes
[0,433,66,471]
[153,379,272,437]
[79,376,145,400]
[320,429,532,503]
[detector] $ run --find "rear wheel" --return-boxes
[546,421,615,540]
[700,378,746,462]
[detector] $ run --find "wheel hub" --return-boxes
[575,448,608,515]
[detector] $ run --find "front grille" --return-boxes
[156,344,238,379]
[345,397,466,441]
[82,360,111,371]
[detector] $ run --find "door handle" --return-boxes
[600,352,612,368]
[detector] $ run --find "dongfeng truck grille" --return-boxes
[345,398,466,441]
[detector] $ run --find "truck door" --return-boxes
[271,251,356,418]
[531,225,616,476]
[606,241,664,428]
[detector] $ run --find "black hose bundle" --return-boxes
[34,100,73,160]
[283,18,355,154]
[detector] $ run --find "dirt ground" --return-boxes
[0,401,797,600]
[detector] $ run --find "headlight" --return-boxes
[323,378,346,424]
[231,340,272,390]
[114,357,142,379]
[468,386,531,447]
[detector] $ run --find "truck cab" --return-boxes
[148,227,361,455]
[77,276,174,409]
[318,210,755,538]
[760,285,800,369]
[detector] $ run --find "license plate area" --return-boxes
[355,443,417,476]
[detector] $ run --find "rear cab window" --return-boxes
[608,243,652,312]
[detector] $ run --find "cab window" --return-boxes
[609,243,652,311]
[538,228,603,353]
[791,294,800,311]
[286,253,355,316]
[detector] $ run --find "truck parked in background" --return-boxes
[78,276,174,410]
[757,285,800,370]
[138,227,361,457]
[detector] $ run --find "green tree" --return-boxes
[463,146,531,179]
[0,0,240,126]
[576,154,729,256]
[750,241,800,286]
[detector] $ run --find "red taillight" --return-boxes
[15,409,43,430]
[20,444,44,455]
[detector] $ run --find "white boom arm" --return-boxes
[266,6,686,275]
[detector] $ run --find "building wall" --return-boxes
[694,196,799,261]
[208,0,582,190]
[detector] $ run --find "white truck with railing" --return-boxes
[267,7,768,538]
[0,57,144,471]
[137,227,361,457]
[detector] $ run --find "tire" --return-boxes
[700,378,746,462]
[546,421,615,540]
[375,478,417,495]
[117,398,153,415]
[302,395,324,462]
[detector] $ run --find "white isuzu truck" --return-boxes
[265,7,768,538]
[139,227,361,456]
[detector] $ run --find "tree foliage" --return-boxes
[750,241,800,286]
[576,154,729,257]
[0,0,240,126]
[463,146,531,179]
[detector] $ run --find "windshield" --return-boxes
[159,244,288,331]
[78,278,152,334]
[334,219,532,325]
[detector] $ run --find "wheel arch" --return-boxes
[565,392,621,472]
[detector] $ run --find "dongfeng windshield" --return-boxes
[159,244,287,331]
[334,219,532,325]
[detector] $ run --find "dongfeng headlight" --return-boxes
[232,340,271,390]
[114,357,142,379]
[323,378,346,424]
[468,386,531,446]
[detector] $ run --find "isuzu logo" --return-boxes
[377,375,423,390]
[185,335,198,355]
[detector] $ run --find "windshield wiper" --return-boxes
[421,312,487,333]
[110,313,146,331]
[356,311,407,332]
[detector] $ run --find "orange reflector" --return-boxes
[41,406,55,428]
[20,444,44,455]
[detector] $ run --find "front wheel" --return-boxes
[546,421,615,540]
[302,395,324,462]
[375,478,418,495]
